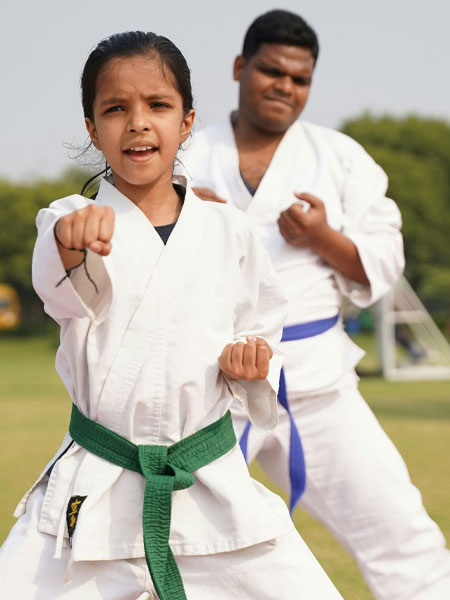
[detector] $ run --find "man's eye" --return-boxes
[150,102,169,109]
[294,78,310,86]
[260,66,283,77]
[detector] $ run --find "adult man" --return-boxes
[181,9,450,600]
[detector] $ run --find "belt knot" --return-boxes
[138,445,195,490]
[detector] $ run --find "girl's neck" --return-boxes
[113,175,182,226]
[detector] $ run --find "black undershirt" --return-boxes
[154,222,177,245]
[154,183,185,244]
[240,172,257,196]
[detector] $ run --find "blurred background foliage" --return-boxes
[0,168,90,333]
[341,114,450,330]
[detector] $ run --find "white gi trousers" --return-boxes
[0,482,342,600]
[232,376,450,600]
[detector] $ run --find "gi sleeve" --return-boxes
[32,196,113,324]
[226,220,288,432]
[335,143,405,307]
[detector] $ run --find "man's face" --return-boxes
[234,43,315,134]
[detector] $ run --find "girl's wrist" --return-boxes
[53,220,77,251]
[53,220,67,249]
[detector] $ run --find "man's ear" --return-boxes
[233,55,245,82]
[85,118,101,150]
[180,109,195,144]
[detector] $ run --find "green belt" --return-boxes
[69,405,236,600]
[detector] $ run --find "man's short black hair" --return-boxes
[242,10,319,62]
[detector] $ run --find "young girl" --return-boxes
[0,32,342,599]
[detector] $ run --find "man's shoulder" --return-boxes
[298,120,381,174]
[180,121,230,170]
[190,120,230,145]
[299,120,368,156]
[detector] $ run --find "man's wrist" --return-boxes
[309,225,336,256]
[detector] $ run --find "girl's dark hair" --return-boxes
[242,10,319,62]
[81,31,193,120]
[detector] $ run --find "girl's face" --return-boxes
[85,55,194,199]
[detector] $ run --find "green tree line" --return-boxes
[1,114,449,332]
[341,114,450,329]
[0,169,90,330]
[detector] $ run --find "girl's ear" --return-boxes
[85,118,101,150]
[180,109,195,144]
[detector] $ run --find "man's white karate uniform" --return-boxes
[181,119,450,600]
[0,177,342,599]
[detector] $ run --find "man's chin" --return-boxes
[254,115,298,135]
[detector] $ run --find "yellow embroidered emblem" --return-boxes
[66,495,87,546]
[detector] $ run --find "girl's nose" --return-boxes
[127,108,150,132]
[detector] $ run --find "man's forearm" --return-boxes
[313,227,369,285]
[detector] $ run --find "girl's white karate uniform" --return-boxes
[0,177,342,599]
[180,119,450,600]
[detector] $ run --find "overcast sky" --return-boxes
[1,0,449,181]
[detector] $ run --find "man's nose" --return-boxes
[273,75,294,95]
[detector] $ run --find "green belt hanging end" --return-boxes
[69,406,237,600]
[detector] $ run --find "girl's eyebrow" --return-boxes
[146,92,177,102]
[99,92,177,107]
[99,96,126,106]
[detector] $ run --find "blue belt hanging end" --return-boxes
[238,314,339,513]
[238,368,305,513]
[277,368,305,512]
[239,369,305,513]
[239,420,252,462]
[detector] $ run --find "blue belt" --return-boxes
[239,313,339,513]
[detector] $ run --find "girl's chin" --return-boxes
[111,172,171,192]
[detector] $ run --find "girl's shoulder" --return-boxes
[37,193,94,216]
[48,194,94,211]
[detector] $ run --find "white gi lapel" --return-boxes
[153,185,205,283]
[95,182,205,437]
[213,119,254,212]
[96,178,164,277]
[245,121,308,227]
[215,119,311,227]
[217,121,321,267]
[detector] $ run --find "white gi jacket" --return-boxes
[15,177,292,561]
[181,118,405,394]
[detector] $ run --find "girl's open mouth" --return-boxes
[124,146,157,160]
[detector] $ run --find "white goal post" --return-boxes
[373,277,450,380]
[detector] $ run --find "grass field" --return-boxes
[0,334,449,598]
